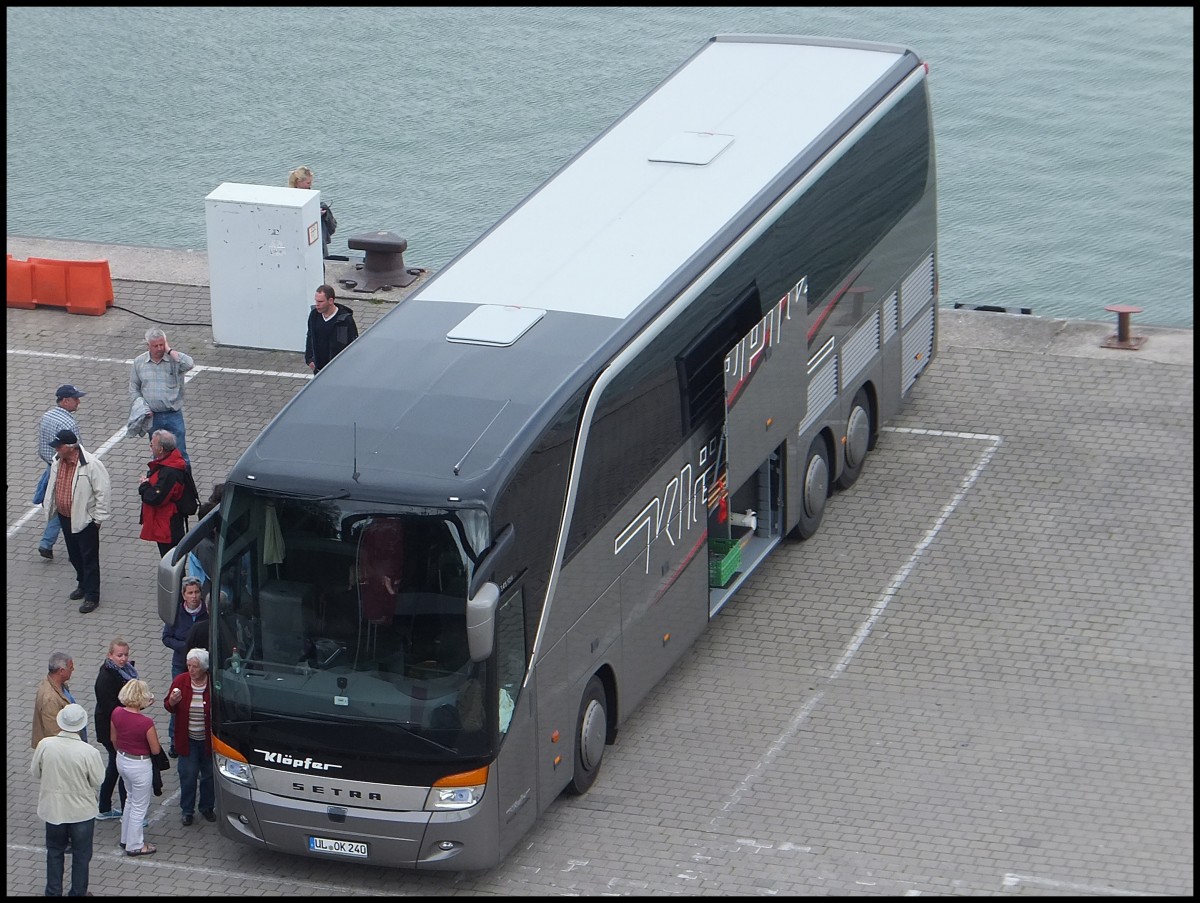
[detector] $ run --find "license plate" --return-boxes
[309,836,368,858]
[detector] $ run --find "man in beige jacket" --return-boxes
[32,651,83,748]
[42,429,110,614]
[31,703,104,896]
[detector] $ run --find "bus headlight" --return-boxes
[216,753,254,787]
[424,765,488,811]
[425,784,484,811]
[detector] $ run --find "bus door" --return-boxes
[723,279,809,498]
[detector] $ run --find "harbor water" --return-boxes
[5,7,1194,326]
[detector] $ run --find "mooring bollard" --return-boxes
[1102,304,1146,351]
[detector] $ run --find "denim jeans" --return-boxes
[45,818,94,896]
[150,409,189,466]
[177,741,215,816]
[39,511,63,551]
[34,466,61,551]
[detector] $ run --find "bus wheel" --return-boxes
[566,675,607,795]
[835,388,873,491]
[790,437,829,540]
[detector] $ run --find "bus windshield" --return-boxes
[211,486,497,762]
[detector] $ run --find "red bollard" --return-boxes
[1102,304,1146,351]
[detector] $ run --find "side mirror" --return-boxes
[467,523,515,600]
[466,582,499,663]
[157,549,187,624]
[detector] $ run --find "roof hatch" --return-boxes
[446,305,546,346]
[648,131,735,165]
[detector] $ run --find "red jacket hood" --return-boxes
[149,448,188,473]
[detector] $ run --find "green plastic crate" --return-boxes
[708,538,741,587]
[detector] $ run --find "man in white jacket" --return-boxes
[31,703,104,896]
[42,429,111,614]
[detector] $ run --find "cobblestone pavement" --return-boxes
[5,246,1192,896]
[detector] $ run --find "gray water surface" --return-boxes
[6,6,1194,326]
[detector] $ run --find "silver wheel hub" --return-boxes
[845,405,870,469]
[579,699,606,771]
[804,453,828,517]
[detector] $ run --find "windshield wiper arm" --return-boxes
[304,710,458,754]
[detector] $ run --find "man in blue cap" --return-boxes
[34,385,86,560]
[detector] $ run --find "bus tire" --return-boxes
[790,437,830,540]
[835,388,873,491]
[566,675,607,795]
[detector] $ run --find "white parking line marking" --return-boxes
[1002,872,1158,896]
[6,348,312,380]
[6,352,309,539]
[715,427,1002,821]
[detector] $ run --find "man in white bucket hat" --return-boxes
[31,703,104,897]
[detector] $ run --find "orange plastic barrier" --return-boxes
[30,258,70,308]
[7,256,114,316]
[6,255,36,309]
[66,260,115,315]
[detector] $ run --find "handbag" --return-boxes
[152,749,171,772]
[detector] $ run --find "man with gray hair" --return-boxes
[33,651,86,748]
[139,429,191,557]
[129,327,193,465]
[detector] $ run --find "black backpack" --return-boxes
[177,467,200,517]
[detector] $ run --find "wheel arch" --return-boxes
[594,663,619,744]
[860,380,881,451]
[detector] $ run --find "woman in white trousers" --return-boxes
[110,679,162,856]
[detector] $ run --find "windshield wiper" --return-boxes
[305,710,459,755]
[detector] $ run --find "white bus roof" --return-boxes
[413,35,915,320]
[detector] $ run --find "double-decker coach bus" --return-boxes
[160,33,938,870]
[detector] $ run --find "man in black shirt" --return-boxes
[304,284,359,374]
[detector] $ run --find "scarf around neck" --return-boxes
[104,657,139,681]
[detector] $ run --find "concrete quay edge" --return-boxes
[6,234,425,309]
[8,234,1192,366]
[7,234,1190,367]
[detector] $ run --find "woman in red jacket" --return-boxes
[138,429,188,557]
[164,647,214,826]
